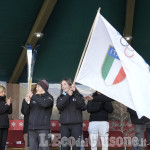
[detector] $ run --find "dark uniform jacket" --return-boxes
[87,92,113,122]
[127,107,150,124]
[57,90,86,125]
[0,96,12,128]
[23,92,53,130]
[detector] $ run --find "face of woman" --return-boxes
[61,80,71,93]
[0,90,5,97]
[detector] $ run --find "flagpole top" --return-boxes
[98,7,101,13]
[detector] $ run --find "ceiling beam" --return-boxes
[123,0,135,44]
[9,0,57,83]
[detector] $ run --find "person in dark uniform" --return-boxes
[85,91,113,150]
[127,108,150,150]
[0,85,12,150]
[23,80,54,150]
[56,78,86,150]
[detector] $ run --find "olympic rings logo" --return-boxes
[120,37,134,58]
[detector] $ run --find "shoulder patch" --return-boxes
[48,97,53,101]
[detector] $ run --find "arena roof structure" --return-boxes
[0,0,149,83]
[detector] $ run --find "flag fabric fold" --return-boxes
[75,11,150,118]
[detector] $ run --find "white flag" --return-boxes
[75,11,150,118]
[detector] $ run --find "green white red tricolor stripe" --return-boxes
[102,45,126,85]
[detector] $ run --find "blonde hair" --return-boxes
[0,85,6,93]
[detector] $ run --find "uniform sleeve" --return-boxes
[56,94,70,111]
[73,90,86,110]
[103,101,113,113]
[127,107,137,116]
[32,94,53,108]
[8,104,12,114]
[21,99,30,115]
[0,103,10,114]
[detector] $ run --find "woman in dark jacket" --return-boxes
[86,91,113,150]
[56,78,86,150]
[0,85,12,150]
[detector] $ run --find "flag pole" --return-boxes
[73,8,101,84]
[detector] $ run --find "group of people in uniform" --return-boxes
[0,78,150,150]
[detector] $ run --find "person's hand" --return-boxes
[27,90,33,98]
[6,97,12,105]
[68,90,73,96]
[70,84,76,92]
[25,96,31,103]
[84,95,93,101]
